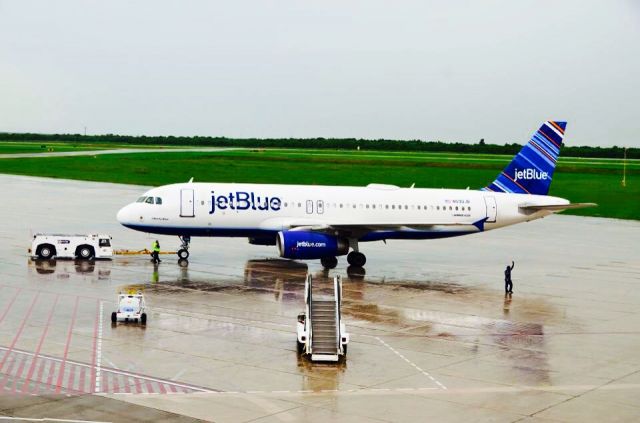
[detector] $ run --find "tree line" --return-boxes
[1,132,637,159]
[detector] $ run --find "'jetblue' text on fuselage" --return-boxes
[209,191,282,214]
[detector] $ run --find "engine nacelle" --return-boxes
[248,236,277,246]
[277,231,349,260]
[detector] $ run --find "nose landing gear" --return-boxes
[177,235,191,260]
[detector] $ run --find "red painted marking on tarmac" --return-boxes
[90,298,99,393]
[123,376,131,393]
[45,361,56,393]
[10,353,28,393]
[55,296,79,394]
[0,287,22,326]
[158,382,167,394]
[0,353,20,392]
[0,292,40,389]
[112,372,120,393]
[168,384,178,393]
[145,379,154,393]
[79,367,86,393]
[134,377,143,393]
[103,371,109,393]
[67,363,76,393]
[22,294,59,393]
[33,358,46,394]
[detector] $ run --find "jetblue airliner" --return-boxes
[116,121,594,268]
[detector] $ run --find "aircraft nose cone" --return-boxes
[117,204,132,225]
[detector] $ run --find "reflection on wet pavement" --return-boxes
[2,174,640,422]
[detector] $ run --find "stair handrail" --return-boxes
[306,273,312,354]
[334,275,342,354]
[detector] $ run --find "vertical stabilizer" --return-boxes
[483,121,566,195]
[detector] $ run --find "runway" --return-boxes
[0,174,639,422]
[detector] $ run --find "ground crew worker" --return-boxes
[152,240,161,264]
[505,260,515,294]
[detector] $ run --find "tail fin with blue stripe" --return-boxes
[482,121,566,195]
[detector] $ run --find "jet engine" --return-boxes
[277,231,349,260]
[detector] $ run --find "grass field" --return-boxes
[0,149,637,220]
[0,142,112,154]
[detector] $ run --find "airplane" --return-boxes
[116,121,595,268]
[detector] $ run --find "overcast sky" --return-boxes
[1,1,638,146]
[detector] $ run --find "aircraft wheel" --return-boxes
[320,256,338,269]
[177,249,189,259]
[347,251,366,267]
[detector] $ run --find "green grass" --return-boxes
[0,149,637,220]
[0,142,112,154]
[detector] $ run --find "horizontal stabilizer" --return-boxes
[519,202,597,212]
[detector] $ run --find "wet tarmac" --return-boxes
[1,174,639,422]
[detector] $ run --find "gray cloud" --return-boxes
[1,0,638,146]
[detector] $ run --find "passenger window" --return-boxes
[156,197,162,205]
[145,197,154,204]
[404,205,408,210]
[455,206,458,211]
[339,204,343,208]
[372,205,376,209]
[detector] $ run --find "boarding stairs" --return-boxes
[302,274,347,362]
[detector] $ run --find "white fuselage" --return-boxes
[116,182,567,241]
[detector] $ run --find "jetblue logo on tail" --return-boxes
[483,121,566,195]
[513,168,549,182]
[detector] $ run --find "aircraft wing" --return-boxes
[266,218,487,236]
[518,202,597,212]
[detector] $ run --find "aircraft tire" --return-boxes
[320,256,338,269]
[177,249,189,259]
[347,251,366,267]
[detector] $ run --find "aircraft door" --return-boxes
[317,200,324,214]
[306,200,314,214]
[484,196,497,223]
[180,189,195,217]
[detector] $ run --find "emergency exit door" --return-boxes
[180,189,195,217]
[484,196,497,223]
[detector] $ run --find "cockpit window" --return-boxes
[136,196,147,203]
[155,197,162,205]
[145,197,154,204]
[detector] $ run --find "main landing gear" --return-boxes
[346,251,366,267]
[320,240,367,269]
[177,235,190,260]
